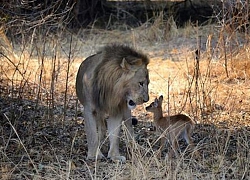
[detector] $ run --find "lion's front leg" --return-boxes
[106,115,126,162]
[84,107,104,160]
[123,108,134,140]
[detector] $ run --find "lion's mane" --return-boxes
[92,44,149,115]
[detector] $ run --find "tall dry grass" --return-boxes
[1,3,250,179]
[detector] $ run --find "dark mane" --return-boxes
[92,44,149,114]
[101,44,149,65]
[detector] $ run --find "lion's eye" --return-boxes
[139,82,144,87]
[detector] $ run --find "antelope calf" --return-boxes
[146,95,197,158]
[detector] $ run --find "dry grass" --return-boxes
[0,21,250,179]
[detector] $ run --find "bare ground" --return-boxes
[0,24,250,179]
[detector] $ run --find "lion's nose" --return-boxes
[129,100,136,106]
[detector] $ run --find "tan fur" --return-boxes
[76,44,149,162]
[146,95,197,158]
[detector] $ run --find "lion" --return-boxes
[76,44,150,162]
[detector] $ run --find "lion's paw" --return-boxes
[87,153,105,161]
[108,155,126,163]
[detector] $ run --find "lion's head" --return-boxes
[92,45,150,115]
[124,67,149,110]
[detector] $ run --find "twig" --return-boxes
[3,113,39,174]
[63,34,73,123]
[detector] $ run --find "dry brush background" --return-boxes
[1,1,250,179]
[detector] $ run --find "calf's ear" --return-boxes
[154,98,158,107]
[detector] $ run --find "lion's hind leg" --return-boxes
[84,107,104,160]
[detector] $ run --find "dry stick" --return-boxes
[3,113,39,174]
[200,39,213,115]
[17,36,31,97]
[66,130,77,180]
[245,0,249,41]
[10,58,19,99]
[36,40,46,110]
[222,1,229,78]
[19,47,33,98]
[222,33,229,78]
[50,40,57,122]
[195,34,201,118]
[182,57,194,117]
[185,23,202,118]
[63,34,73,122]
[75,98,78,121]
[167,77,170,116]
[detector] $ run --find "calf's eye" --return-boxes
[139,82,144,87]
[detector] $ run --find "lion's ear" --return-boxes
[120,58,142,70]
[120,58,129,70]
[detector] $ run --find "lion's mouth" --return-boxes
[127,100,136,110]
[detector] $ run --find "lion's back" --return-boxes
[76,53,102,105]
